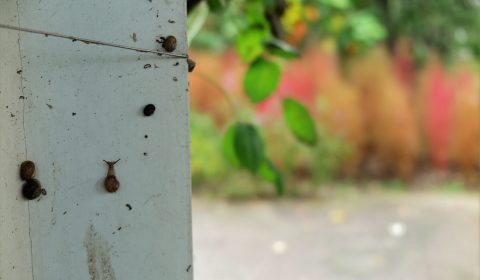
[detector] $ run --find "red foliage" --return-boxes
[422,60,454,169]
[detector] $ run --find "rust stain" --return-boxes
[84,224,117,280]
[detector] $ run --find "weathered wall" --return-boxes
[0,2,33,279]
[0,1,192,279]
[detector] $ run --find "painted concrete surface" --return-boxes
[193,193,479,280]
[1,1,192,279]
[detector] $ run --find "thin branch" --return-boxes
[192,72,239,119]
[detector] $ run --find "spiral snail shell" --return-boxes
[162,35,177,53]
[20,160,36,181]
[22,178,44,200]
[103,159,120,193]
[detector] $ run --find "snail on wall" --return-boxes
[19,160,46,200]
[103,159,120,193]
[20,160,36,181]
[157,35,177,53]
[22,179,46,200]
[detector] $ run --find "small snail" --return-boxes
[103,159,120,193]
[22,179,46,200]
[143,104,156,116]
[20,160,36,181]
[187,58,196,73]
[158,35,177,53]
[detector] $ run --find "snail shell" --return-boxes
[143,104,156,116]
[20,160,36,181]
[187,58,196,73]
[162,35,177,53]
[22,178,43,200]
[103,159,120,193]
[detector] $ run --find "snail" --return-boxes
[158,35,177,53]
[20,160,36,181]
[103,159,120,193]
[187,58,196,73]
[143,104,156,116]
[22,178,46,200]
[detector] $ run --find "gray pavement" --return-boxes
[192,192,479,280]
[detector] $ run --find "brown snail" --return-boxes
[159,35,177,53]
[103,159,120,193]
[22,179,46,200]
[187,58,196,73]
[20,160,36,181]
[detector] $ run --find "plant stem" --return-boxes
[192,72,240,120]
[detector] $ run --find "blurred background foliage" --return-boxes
[187,0,480,198]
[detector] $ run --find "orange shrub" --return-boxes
[450,65,480,179]
[349,48,419,180]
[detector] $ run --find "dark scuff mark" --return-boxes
[125,204,132,211]
[130,32,137,42]
[84,224,117,280]
[186,265,192,272]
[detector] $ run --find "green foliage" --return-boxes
[190,112,230,185]
[311,128,351,182]
[265,39,300,59]
[244,58,282,103]
[232,123,265,173]
[188,0,480,197]
[259,159,285,196]
[381,0,480,62]
[282,98,318,146]
[236,28,270,62]
[440,181,466,193]
[207,0,227,12]
[222,122,284,195]
[222,124,241,167]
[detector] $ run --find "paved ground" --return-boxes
[192,192,479,280]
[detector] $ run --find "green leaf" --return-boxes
[259,159,284,196]
[222,124,241,167]
[187,2,210,45]
[348,13,386,44]
[233,123,265,173]
[244,58,281,103]
[235,28,268,63]
[265,39,300,60]
[207,0,225,12]
[282,98,318,146]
